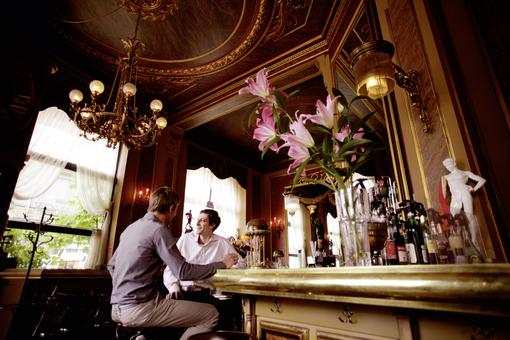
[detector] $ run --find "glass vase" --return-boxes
[334,181,371,266]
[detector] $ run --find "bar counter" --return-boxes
[210,264,510,318]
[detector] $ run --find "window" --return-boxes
[5,107,118,269]
[181,167,246,239]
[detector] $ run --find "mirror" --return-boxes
[181,4,407,266]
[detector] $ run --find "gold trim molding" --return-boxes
[210,264,510,318]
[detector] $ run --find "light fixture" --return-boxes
[284,194,300,216]
[68,7,167,149]
[350,40,431,133]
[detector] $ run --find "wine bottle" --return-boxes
[449,218,467,264]
[424,223,438,264]
[435,221,452,264]
[389,213,407,265]
[404,211,423,264]
[384,225,398,265]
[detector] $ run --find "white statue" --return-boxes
[442,158,486,255]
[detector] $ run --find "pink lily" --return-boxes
[335,125,351,143]
[279,114,314,174]
[303,95,337,129]
[238,68,275,103]
[353,128,365,140]
[286,113,315,148]
[282,137,310,175]
[349,128,366,162]
[253,105,278,152]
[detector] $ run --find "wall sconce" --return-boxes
[350,40,432,133]
[270,217,283,238]
[136,187,150,204]
[284,194,300,216]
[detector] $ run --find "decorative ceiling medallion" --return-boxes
[117,0,179,21]
[137,0,272,77]
[59,0,271,78]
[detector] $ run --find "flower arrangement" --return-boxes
[239,68,379,192]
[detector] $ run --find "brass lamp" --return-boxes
[350,40,396,99]
[284,194,300,216]
[350,40,431,133]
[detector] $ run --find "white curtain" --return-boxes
[13,107,80,200]
[74,137,118,268]
[12,106,118,269]
[182,167,246,239]
[74,137,117,215]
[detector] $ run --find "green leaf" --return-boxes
[286,89,300,100]
[333,88,349,109]
[336,138,373,155]
[247,103,261,130]
[261,135,280,159]
[350,110,377,135]
[308,125,332,135]
[292,158,311,188]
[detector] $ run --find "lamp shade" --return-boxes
[284,194,300,216]
[350,40,395,99]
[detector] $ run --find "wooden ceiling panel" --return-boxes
[44,0,344,171]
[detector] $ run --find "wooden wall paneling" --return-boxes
[384,0,450,209]
[423,0,510,261]
[376,0,506,261]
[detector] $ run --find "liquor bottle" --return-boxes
[417,208,430,264]
[449,218,467,264]
[404,211,425,264]
[423,223,438,264]
[434,221,452,264]
[459,221,482,263]
[383,224,398,265]
[389,213,407,265]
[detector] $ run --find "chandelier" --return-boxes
[68,8,167,149]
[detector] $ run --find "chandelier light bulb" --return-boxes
[366,76,389,99]
[122,82,137,97]
[80,110,92,119]
[89,80,105,95]
[156,117,167,129]
[150,99,163,113]
[69,89,84,103]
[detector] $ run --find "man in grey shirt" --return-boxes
[108,187,238,339]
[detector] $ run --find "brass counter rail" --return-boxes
[210,264,510,318]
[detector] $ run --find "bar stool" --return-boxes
[188,330,254,340]
[115,324,185,339]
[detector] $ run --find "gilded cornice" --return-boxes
[172,40,328,127]
[210,264,510,318]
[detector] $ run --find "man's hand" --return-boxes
[223,253,239,268]
[165,282,183,300]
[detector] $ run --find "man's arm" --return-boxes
[155,227,227,281]
[163,266,182,299]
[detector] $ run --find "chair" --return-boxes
[188,330,254,340]
[115,324,185,340]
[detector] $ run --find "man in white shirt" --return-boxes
[163,209,245,329]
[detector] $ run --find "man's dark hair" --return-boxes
[200,209,221,231]
[148,187,179,213]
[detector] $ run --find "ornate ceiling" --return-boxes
[42,0,365,171]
